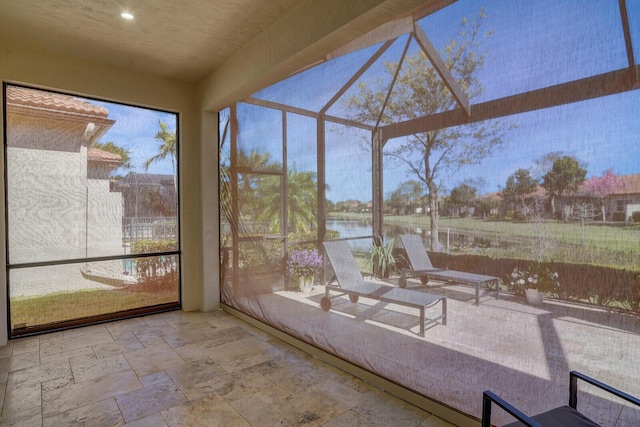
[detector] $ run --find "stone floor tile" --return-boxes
[142,314,173,328]
[0,406,42,427]
[105,317,152,339]
[2,383,41,417]
[264,361,326,395]
[163,328,214,349]
[229,394,293,427]
[204,336,278,373]
[0,381,5,412]
[116,379,187,423]
[122,413,168,426]
[165,357,226,392]
[173,343,209,363]
[308,378,371,411]
[42,398,124,427]
[0,311,463,427]
[70,353,131,382]
[266,391,343,427]
[92,331,144,359]
[139,370,171,387]
[123,342,185,376]
[0,342,13,359]
[353,394,430,427]
[161,393,250,427]
[11,337,39,356]
[197,326,254,350]
[205,369,274,402]
[255,384,291,406]
[61,323,109,339]
[39,329,113,357]
[322,409,381,427]
[7,359,72,391]
[205,312,248,331]
[41,346,95,366]
[419,415,457,427]
[42,369,142,418]
[0,351,40,376]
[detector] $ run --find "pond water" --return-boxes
[326,219,516,252]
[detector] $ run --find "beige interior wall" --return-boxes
[0,40,204,345]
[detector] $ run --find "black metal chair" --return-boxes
[482,371,640,427]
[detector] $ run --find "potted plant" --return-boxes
[369,237,397,279]
[506,264,559,305]
[287,248,323,293]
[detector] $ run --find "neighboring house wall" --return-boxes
[88,159,124,257]
[557,174,640,222]
[7,115,91,263]
[5,86,121,266]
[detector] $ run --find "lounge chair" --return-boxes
[321,240,446,337]
[482,370,640,427]
[398,234,500,306]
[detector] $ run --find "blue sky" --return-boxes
[276,0,640,201]
[83,99,178,176]
[244,0,639,203]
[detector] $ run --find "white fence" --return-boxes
[123,217,177,242]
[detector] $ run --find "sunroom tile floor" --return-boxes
[0,310,454,426]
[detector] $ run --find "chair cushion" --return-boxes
[502,405,601,427]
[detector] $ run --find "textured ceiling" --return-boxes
[0,0,303,83]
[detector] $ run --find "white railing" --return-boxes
[123,217,177,242]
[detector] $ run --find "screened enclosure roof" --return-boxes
[248,0,640,140]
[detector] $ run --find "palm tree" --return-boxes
[145,120,176,176]
[145,120,177,198]
[256,165,318,235]
[92,141,132,171]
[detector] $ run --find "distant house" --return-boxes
[601,174,640,222]
[489,173,640,222]
[112,173,177,242]
[554,174,640,222]
[113,173,177,220]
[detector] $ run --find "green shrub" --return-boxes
[428,252,639,313]
[130,239,178,286]
[612,211,626,222]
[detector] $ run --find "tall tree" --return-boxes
[256,166,318,235]
[582,168,625,222]
[388,181,424,215]
[235,150,281,221]
[502,169,538,214]
[530,151,565,181]
[449,183,477,216]
[145,120,177,176]
[346,9,513,250]
[541,155,586,217]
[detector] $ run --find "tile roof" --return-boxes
[6,86,109,117]
[87,148,123,168]
[88,148,122,164]
[615,173,640,195]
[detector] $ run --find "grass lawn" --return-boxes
[329,212,640,270]
[10,286,177,330]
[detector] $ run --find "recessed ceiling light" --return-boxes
[121,11,134,21]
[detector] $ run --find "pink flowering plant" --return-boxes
[287,249,323,278]
[506,264,559,296]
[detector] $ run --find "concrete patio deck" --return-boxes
[229,277,640,426]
